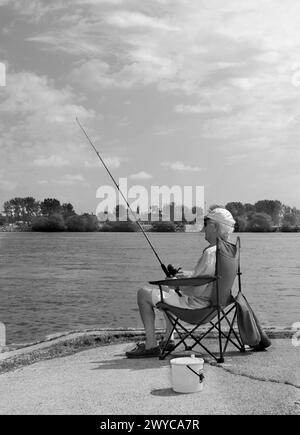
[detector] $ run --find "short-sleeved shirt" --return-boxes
[151,245,216,309]
[184,245,216,308]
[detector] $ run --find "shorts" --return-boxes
[148,286,195,310]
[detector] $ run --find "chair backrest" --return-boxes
[211,236,240,307]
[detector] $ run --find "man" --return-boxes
[126,207,236,358]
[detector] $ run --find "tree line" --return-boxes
[1,197,299,232]
[0,197,98,232]
[224,200,300,232]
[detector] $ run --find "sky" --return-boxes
[1,0,300,214]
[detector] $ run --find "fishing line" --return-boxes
[76,117,179,279]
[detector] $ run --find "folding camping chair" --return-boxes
[149,236,245,363]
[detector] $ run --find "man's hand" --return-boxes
[167,264,182,277]
[176,270,193,279]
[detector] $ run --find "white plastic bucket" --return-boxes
[170,355,204,393]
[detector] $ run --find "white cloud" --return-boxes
[36,174,87,186]
[33,155,70,167]
[161,161,205,172]
[129,171,152,179]
[55,174,86,185]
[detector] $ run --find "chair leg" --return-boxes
[217,307,223,363]
[221,307,245,352]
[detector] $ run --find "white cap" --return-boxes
[205,208,235,228]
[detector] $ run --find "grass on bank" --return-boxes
[0,332,145,375]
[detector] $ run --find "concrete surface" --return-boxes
[0,338,299,415]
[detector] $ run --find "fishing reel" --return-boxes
[167,264,182,297]
[167,264,182,277]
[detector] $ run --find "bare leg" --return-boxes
[137,288,158,349]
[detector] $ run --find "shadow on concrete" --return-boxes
[150,388,182,397]
[90,347,254,372]
[90,356,170,371]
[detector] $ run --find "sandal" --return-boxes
[126,343,161,359]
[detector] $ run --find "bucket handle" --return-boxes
[187,365,204,383]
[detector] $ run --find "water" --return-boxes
[0,232,299,344]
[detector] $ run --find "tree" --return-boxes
[247,213,273,232]
[3,200,14,222]
[280,206,299,231]
[244,203,255,213]
[32,213,65,232]
[235,216,248,232]
[61,203,76,219]
[40,198,61,216]
[3,198,22,222]
[254,200,283,225]
[81,213,99,232]
[65,215,86,232]
[150,221,176,232]
[31,217,50,231]
[3,197,40,223]
[22,197,40,223]
[100,221,139,232]
[0,214,7,226]
[225,202,245,218]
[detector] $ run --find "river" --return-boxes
[0,232,299,344]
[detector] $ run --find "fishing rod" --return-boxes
[76,117,180,280]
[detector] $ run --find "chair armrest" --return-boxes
[149,275,217,287]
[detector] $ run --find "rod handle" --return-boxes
[160,264,182,297]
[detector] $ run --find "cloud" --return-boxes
[161,161,205,172]
[106,11,179,31]
[174,103,231,114]
[33,155,70,167]
[23,0,285,99]
[57,174,85,184]
[153,128,179,136]
[41,174,87,186]
[69,55,177,90]
[0,71,94,160]
[129,171,152,179]
[84,156,124,169]
[3,0,68,21]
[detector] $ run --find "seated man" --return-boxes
[126,207,236,358]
